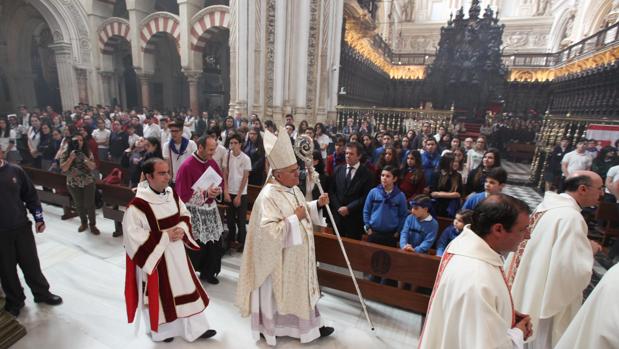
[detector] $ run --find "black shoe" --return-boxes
[200,329,217,339]
[34,293,63,306]
[112,230,123,237]
[205,275,219,285]
[163,337,174,343]
[319,326,334,337]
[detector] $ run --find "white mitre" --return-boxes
[264,126,297,170]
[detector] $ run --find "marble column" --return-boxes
[228,0,239,116]
[75,68,89,105]
[184,71,202,114]
[48,42,79,111]
[99,71,114,106]
[137,74,152,108]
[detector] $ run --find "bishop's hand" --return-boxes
[294,206,307,221]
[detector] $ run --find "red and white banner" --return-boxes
[586,124,619,147]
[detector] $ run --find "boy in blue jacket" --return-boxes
[400,195,439,254]
[363,165,408,248]
[462,167,507,210]
[435,208,474,256]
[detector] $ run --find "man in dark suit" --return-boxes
[329,141,373,240]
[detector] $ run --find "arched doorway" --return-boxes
[146,32,187,111]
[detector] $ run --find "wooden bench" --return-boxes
[99,160,129,186]
[594,201,619,245]
[505,143,535,163]
[314,232,440,315]
[22,166,77,220]
[98,182,135,237]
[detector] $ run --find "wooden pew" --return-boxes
[99,160,129,185]
[314,232,440,315]
[98,182,135,237]
[22,166,77,220]
[593,201,619,245]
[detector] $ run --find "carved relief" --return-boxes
[305,0,320,110]
[408,36,437,52]
[264,0,275,109]
[505,32,529,48]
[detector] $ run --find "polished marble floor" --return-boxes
[10,203,422,349]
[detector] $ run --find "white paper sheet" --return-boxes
[191,166,222,192]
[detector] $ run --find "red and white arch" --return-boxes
[190,6,230,52]
[98,18,130,54]
[140,13,180,53]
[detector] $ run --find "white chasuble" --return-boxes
[123,182,210,342]
[508,192,593,348]
[555,264,619,349]
[236,181,327,345]
[419,227,523,349]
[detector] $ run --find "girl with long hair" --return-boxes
[430,153,463,218]
[399,150,426,200]
[466,148,501,195]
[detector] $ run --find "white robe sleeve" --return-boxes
[283,215,303,248]
[306,200,327,227]
[506,328,524,349]
[122,205,170,275]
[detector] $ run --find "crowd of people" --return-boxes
[1,102,619,347]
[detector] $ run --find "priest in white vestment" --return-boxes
[555,263,619,349]
[236,127,333,346]
[123,158,216,343]
[419,194,533,349]
[506,171,603,349]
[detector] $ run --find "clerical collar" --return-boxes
[192,151,207,163]
[149,185,165,195]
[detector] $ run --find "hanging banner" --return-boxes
[586,124,619,148]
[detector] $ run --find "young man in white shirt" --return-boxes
[91,118,111,161]
[163,121,197,187]
[223,133,252,252]
[561,140,592,178]
[142,115,161,139]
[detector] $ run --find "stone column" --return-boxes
[99,71,114,106]
[184,71,202,114]
[75,68,89,104]
[137,74,152,108]
[49,42,79,111]
[228,0,238,116]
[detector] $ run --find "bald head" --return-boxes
[564,170,603,207]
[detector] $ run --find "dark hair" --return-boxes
[410,194,432,209]
[487,167,508,184]
[197,134,217,148]
[346,141,364,156]
[335,135,346,145]
[456,209,474,225]
[145,137,162,158]
[264,120,276,130]
[225,132,242,147]
[425,137,437,145]
[563,175,593,193]
[376,146,399,169]
[381,164,399,178]
[471,194,530,238]
[169,121,184,130]
[142,157,166,176]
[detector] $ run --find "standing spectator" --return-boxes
[400,136,411,163]
[329,141,374,240]
[399,195,439,254]
[363,165,408,248]
[59,133,100,235]
[358,119,371,136]
[27,115,42,167]
[435,209,474,257]
[543,137,571,192]
[342,117,357,137]
[127,138,146,187]
[441,137,461,156]
[462,137,474,154]
[37,124,55,170]
[92,118,111,161]
[108,120,129,163]
[421,137,441,187]
[223,133,252,252]
[220,116,235,144]
[411,122,432,150]
[163,121,197,188]
[373,132,393,163]
[159,117,171,144]
[430,154,463,218]
[466,149,502,195]
[0,147,63,317]
[375,146,399,179]
[399,150,426,200]
[126,124,139,149]
[361,134,375,161]
[195,112,207,138]
[314,123,332,160]
[142,115,161,139]
[561,140,592,178]
[433,125,447,143]
[297,120,309,137]
[592,146,618,183]
[0,117,19,163]
[325,136,346,176]
[243,128,266,186]
[465,136,487,179]
[463,167,508,210]
[585,139,599,159]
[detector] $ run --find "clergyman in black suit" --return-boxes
[329,141,373,240]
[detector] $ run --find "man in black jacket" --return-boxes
[329,142,373,240]
[0,148,62,317]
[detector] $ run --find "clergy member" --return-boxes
[554,263,619,349]
[236,126,334,345]
[507,171,603,349]
[122,157,216,342]
[419,194,533,349]
[174,135,225,284]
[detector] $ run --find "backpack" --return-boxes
[102,167,123,185]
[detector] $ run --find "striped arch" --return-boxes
[98,18,130,54]
[190,6,230,52]
[140,12,180,53]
